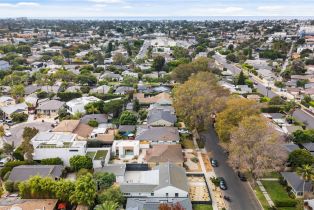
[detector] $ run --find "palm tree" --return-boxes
[95,201,119,210]
[297,164,314,197]
[89,105,99,115]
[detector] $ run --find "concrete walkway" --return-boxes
[259,178,279,181]
[256,180,274,207]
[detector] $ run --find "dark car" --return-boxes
[210,158,218,167]
[218,177,227,190]
[237,171,247,181]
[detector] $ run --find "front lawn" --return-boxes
[261,180,291,202]
[192,204,213,210]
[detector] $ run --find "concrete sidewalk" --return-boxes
[193,130,226,210]
[256,180,274,207]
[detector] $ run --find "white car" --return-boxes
[178,129,191,134]
[4,130,11,137]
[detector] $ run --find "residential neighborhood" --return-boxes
[0,10,313,210]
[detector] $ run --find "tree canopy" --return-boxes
[173,71,229,130]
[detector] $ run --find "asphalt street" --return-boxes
[213,53,314,130]
[201,127,262,210]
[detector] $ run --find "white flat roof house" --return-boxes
[112,140,140,160]
[32,131,110,167]
[66,96,100,115]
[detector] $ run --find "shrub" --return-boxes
[10,112,28,123]
[77,168,91,178]
[5,181,14,192]
[88,120,99,128]
[261,105,282,113]
[191,157,199,163]
[41,158,63,165]
[69,155,93,171]
[3,171,10,181]
[274,200,297,207]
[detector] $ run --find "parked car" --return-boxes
[4,130,11,137]
[219,177,227,190]
[4,120,13,126]
[210,158,218,167]
[237,171,247,181]
[178,129,191,134]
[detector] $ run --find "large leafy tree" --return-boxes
[69,155,93,171]
[94,172,115,190]
[228,115,287,180]
[55,179,75,202]
[10,84,25,99]
[288,149,314,168]
[119,111,138,125]
[70,173,97,206]
[215,97,260,142]
[103,99,124,118]
[20,127,39,161]
[152,55,165,75]
[98,186,124,206]
[293,129,314,144]
[171,57,213,83]
[173,71,229,130]
[297,165,314,197]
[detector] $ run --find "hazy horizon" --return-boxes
[0,0,314,18]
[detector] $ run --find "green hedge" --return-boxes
[274,199,297,207]
[261,105,283,113]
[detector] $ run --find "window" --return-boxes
[166,193,168,197]
[175,193,179,197]
[151,193,154,196]
[69,149,78,152]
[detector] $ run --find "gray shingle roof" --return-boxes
[136,126,180,142]
[120,184,158,193]
[281,172,313,193]
[80,114,108,124]
[154,162,189,192]
[119,125,136,133]
[302,143,314,152]
[36,100,64,111]
[8,165,64,182]
[126,197,192,210]
[283,144,299,153]
[147,109,177,125]
[1,103,28,115]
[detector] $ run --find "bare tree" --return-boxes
[228,115,287,181]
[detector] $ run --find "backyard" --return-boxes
[192,204,213,210]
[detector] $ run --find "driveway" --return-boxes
[201,127,262,210]
[4,121,52,146]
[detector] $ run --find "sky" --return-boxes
[0,0,313,18]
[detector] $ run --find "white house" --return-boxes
[66,96,100,115]
[32,132,110,167]
[120,163,189,198]
[112,140,140,160]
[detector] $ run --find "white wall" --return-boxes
[125,186,188,198]
[33,147,86,166]
[154,186,188,198]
